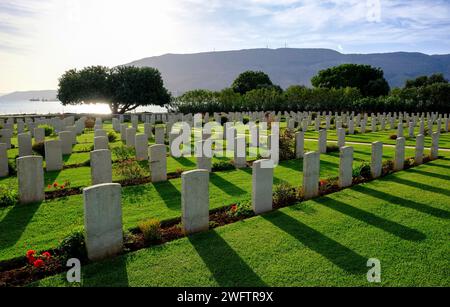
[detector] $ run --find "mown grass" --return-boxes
[304,125,450,148]
[0,141,425,262]
[34,157,450,287]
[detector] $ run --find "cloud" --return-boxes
[0,0,449,93]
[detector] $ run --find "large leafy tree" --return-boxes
[57,66,171,114]
[311,64,390,97]
[231,71,280,95]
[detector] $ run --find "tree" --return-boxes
[57,66,171,114]
[231,71,278,95]
[311,64,390,97]
[108,66,171,114]
[404,73,448,88]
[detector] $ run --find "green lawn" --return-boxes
[0,142,425,262]
[304,125,450,148]
[35,157,450,287]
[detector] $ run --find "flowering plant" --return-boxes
[47,180,71,191]
[226,201,253,218]
[26,250,52,268]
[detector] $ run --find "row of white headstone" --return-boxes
[80,129,440,261]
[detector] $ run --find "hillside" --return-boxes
[125,48,450,95]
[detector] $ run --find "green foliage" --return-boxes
[279,129,295,161]
[115,160,147,180]
[8,160,17,175]
[57,229,87,261]
[311,64,390,97]
[405,73,447,88]
[138,219,162,244]
[32,142,45,157]
[0,185,18,208]
[227,201,254,219]
[58,65,171,114]
[273,182,298,207]
[353,163,371,179]
[212,161,235,172]
[107,131,118,143]
[231,71,277,95]
[38,125,54,137]
[112,145,135,162]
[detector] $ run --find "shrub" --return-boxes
[108,131,118,142]
[212,161,235,172]
[326,145,340,153]
[389,134,398,140]
[8,160,17,175]
[0,185,18,207]
[273,182,298,207]
[58,229,87,261]
[138,219,162,244]
[38,124,54,137]
[353,163,371,179]
[112,145,135,162]
[227,201,254,218]
[115,159,147,180]
[382,160,394,176]
[279,129,295,161]
[32,142,45,157]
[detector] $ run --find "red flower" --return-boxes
[33,259,45,268]
[26,250,36,258]
[47,185,52,189]
[53,182,58,188]
[41,252,51,260]
[231,205,238,212]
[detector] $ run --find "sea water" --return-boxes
[0,100,167,115]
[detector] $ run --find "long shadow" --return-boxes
[388,176,450,197]
[424,162,450,170]
[174,156,196,167]
[352,185,450,219]
[0,201,42,248]
[153,181,181,210]
[210,172,247,196]
[262,211,367,274]
[313,197,425,241]
[82,254,129,287]
[189,231,266,286]
[407,168,450,181]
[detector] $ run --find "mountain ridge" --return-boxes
[124,48,450,95]
[2,48,449,99]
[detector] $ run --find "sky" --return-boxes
[0,0,449,94]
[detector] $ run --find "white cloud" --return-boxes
[0,0,449,92]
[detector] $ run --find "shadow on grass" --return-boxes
[388,176,450,197]
[210,173,247,197]
[174,156,196,167]
[407,168,450,181]
[352,185,450,219]
[82,255,129,287]
[262,211,367,274]
[153,181,181,210]
[189,231,266,287]
[313,197,426,241]
[0,201,42,248]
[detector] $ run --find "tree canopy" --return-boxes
[404,73,448,88]
[231,71,280,95]
[311,64,390,97]
[57,66,171,114]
